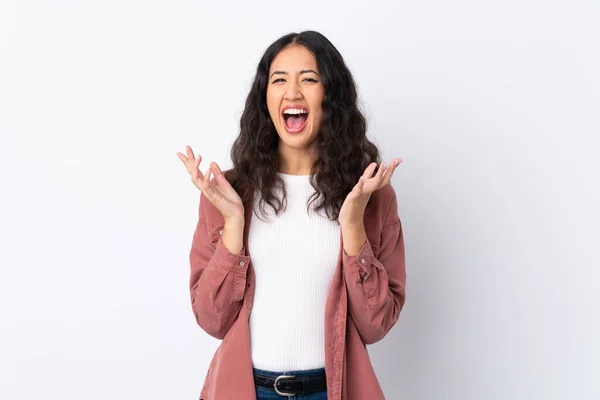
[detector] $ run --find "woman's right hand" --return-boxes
[177,145,245,222]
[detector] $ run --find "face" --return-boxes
[266,44,325,153]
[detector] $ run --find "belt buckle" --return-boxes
[274,374,297,396]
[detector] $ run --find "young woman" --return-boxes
[177,30,406,400]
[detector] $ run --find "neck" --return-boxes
[278,144,317,175]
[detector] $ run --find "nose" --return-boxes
[284,80,303,101]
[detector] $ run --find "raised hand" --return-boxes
[338,157,403,227]
[176,145,245,222]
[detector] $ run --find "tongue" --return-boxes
[286,115,307,129]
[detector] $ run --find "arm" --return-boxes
[189,191,249,340]
[341,190,406,345]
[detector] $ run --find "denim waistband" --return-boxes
[252,366,326,378]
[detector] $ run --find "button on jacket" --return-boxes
[189,176,407,400]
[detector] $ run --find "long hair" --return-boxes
[223,30,382,223]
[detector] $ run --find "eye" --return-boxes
[303,78,319,83]
[272,78,285,83]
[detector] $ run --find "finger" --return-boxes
[377,160,393,188]
[201,166,212,194]
[176,152,188,162]
[358,175,365,193]
[176,153,191,174]
[366,161,386,190]
[376,161,386,181]
[209,161,227,188]
[382,158,402,186]
[363,162,378,180]
[195,153,202,170]
[191,154,202,181]
[186,146,195,165]
[380,160,392,186]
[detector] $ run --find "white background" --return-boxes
[1,0,599,399]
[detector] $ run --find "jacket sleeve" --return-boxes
[342,189,406,345]
[189,191,250,340]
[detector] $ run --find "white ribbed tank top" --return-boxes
[248,172,341,372]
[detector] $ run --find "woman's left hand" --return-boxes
[338,158,403,227]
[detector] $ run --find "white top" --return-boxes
[248,172,341,372]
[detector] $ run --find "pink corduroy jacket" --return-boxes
[189,176,406,400]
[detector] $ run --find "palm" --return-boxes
[356,176,381,196]
[207,180,244,217]
[339,158,402,224]
[176,145,245,221]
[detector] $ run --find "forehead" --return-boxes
[269,44,318,73]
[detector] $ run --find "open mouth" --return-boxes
[282,108,309,133]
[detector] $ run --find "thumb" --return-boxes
[210,162,231,188]
[356,175,365,193]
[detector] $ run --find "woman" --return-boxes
[177,31,406,400]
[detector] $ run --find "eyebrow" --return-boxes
[270,69,319,78]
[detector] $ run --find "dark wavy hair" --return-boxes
[223,30,383,223]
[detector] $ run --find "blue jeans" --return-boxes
[253,366,328,399]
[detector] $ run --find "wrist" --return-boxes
[340,217,364,230]
[224,216,245,227]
